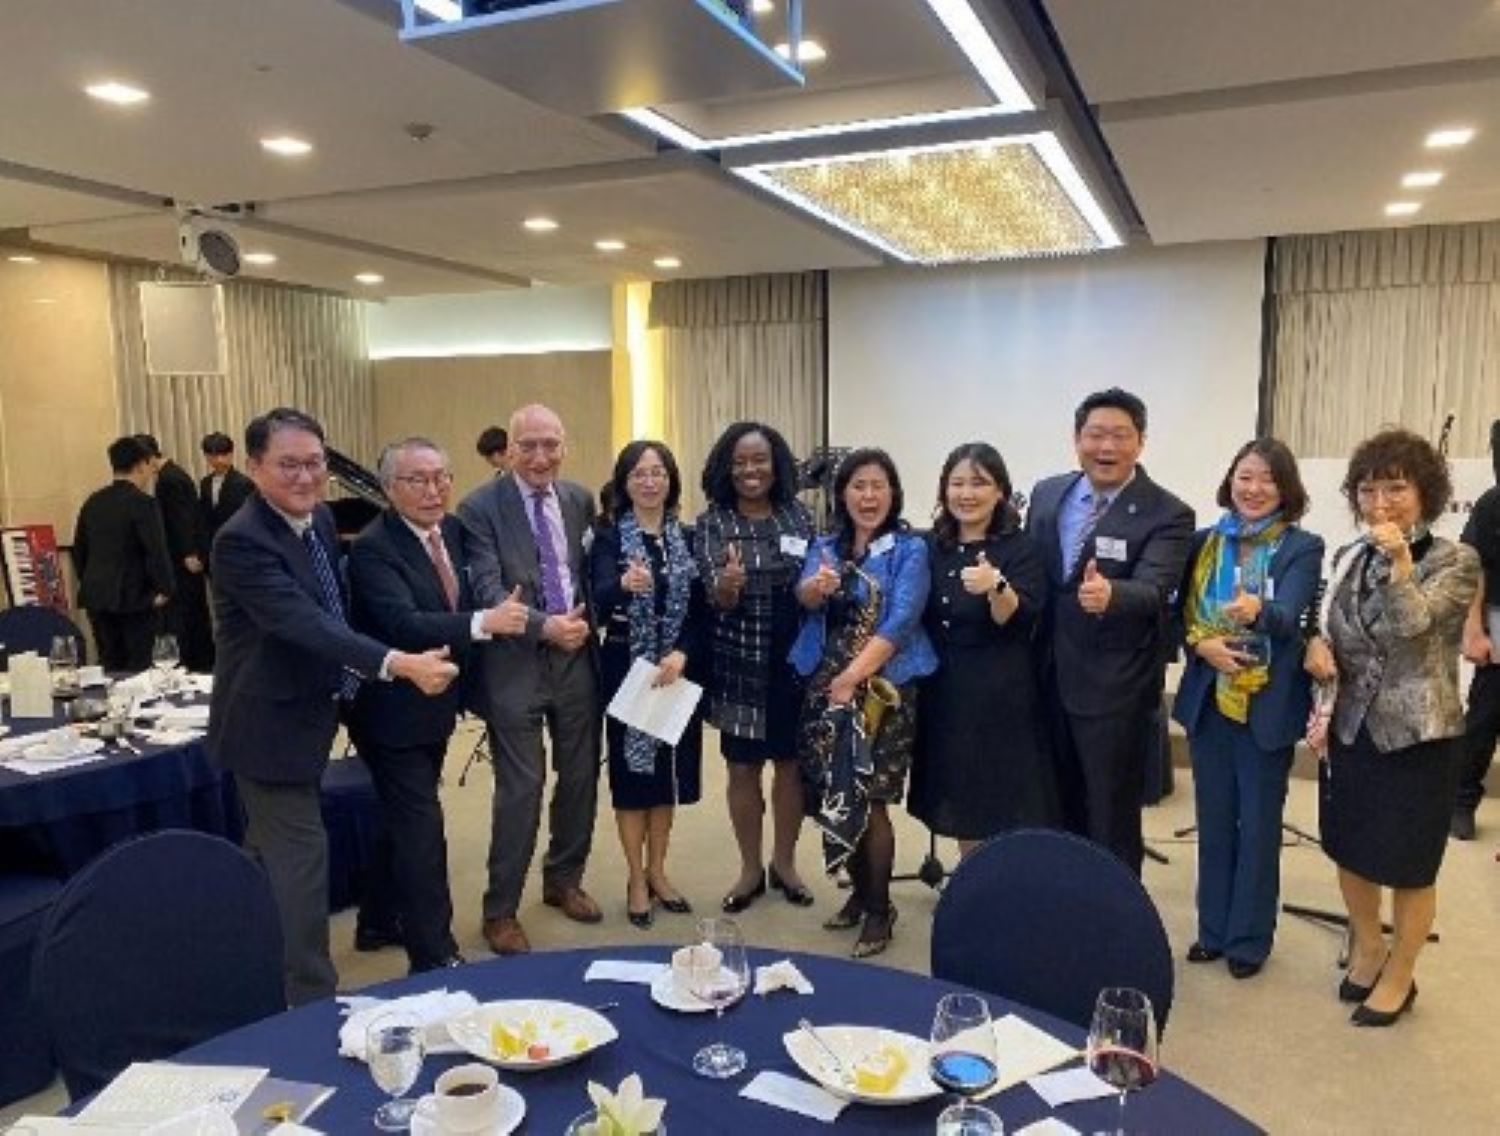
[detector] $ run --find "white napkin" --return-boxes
[753,959,814,996]
[0,727,72,759]
[336,989,479,1061]
[112,671,161,699]
[140,728,206,746]
[157,705,211,728]
[1015,1119,1082,1136]
[1027,1067,1116,1109]
[2,752,110,776]
[739,1071,847,1122]
[585,960,669,985]
[976,1015,1081,1100]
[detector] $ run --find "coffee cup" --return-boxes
[78,665,106,687]
[671,943,722,1000]
[434,1063,499,1132]
[40,728,78,755]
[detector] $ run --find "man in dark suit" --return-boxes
[458,404,599,956]
[136,434,214,672]
[200,430,255,544]
[1026,388,1194,874]
[209,407,459,1005]
[346,437,530,973]
[72,436,174,671]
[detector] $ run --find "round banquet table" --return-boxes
[173,945,1261,1135]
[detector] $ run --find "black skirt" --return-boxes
[1319,728,1462,888]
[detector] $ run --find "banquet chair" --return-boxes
[0,873,61,1106]
[930,828,1175,1033]
[0,605,86,665]
[32,830,285,1099]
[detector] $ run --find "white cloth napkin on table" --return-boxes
[0,727,71,759]
[336,989,478,1061]
[140,727,205,747]
[156,704,211,728]
[753,959,814,996]
[739,1071,847,1123]
[584,959,669,985]
[2,752,110,776]
[1027,1067,1116,1109]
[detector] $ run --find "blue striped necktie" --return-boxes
[1066,491,1109,578]
[303,527,361,699]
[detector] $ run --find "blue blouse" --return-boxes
[788,530,938,685]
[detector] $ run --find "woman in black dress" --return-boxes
[695,422,817,912]
[1304,429,1479,1025]
[911,442,1055,857]
[589,440,705,929]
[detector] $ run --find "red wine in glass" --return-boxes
[1088,1045,1158,1093]
[1087,987,1159,1135]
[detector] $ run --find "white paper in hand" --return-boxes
[606,658,702,747]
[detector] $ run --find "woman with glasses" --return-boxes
[1304,429,1479,1025]
[695,422,817,913]
[1173,439,1323,980]
[589,441,706,929]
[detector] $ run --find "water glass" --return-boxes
[367,1010,425,1131]
[929,993,998,1100]
[49,635,80,699]
[689,916,750,1079]
[936,1101,1004,1135]
[151,634,180,696]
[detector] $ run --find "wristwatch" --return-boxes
[991,573,1010,596]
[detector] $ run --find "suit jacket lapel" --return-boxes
[257,497,324,602]
[498,476,542,594]
[386,510,449,610]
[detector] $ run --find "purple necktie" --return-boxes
[531,489,568,614]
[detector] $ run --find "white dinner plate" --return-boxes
[410,1086,525,1136]
[446,1000,618,1071]
[782,1025,940,1106]
[22,736,106,762]
[648,968,727,1014]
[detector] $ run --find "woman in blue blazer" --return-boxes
[791,448,935,959]
[1172,439,1324,978]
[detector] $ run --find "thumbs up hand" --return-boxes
[811,547,841,599]
[1221,582,1261,627]
[481,583,530,637]
[621,552,653,595]
[1077,558,1112,614]
[960,549,1003,596]
[714,540,748,609]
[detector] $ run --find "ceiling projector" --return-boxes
[178,214,241,279]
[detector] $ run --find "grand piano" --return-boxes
[325,446,387,546]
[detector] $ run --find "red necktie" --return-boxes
[427,530,459,611]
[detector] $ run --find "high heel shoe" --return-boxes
[648,883,693,915]
[1351,982,1417,1027]
[768,865,815,907]
[1338,972,1379,1003]
[851,905,897,959]
[823,893,863,931]
[626,885,654,930]
[721,870,767,914]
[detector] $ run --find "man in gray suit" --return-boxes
[459,404,600,955]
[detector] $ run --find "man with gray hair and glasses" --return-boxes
[346,437,530,973]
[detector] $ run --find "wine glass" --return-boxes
[688,916,750,1079]
[367,1010,425,1131]
[49,635,80,700]
[1086,987,1159,1136]
[928,993,998,1102]
[151,634,180,697]
[935,1101,1004,1136]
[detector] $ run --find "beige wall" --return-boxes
[0,253,120,545]
[372,351,615,503]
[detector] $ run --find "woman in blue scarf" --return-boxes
[1172,439,1323,978]
[589,441,706,929]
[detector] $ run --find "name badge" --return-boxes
[780,535,808,558]
[1264,577,1276,601]
[1095,536,1128,562]
[868,532,896,558]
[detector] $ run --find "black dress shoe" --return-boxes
[409,954,466,976]
[721,871,767,914]
[1450,809,1477,841]
[768,865,815,907]
[355,924,403,952]
[1228,958,1263,980]
[1351,982,1417,1027]
[648,885,693,915]
[1338,974,1376,1003]
[1186,943,1224,963]
[627,905,655,930]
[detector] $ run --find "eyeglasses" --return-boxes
[393,471,454,492]
[515,438,563,456]
[271,456,327,480]
[628,468,669,484]
[1355,481,1413,502]
[1079,428,1137,445]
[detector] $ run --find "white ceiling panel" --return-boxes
[0,177,152,230]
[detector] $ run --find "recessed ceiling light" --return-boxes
[6,254,39,264]
[751,0,775,13]
[261,135,314,157]
[84,81,150,106]
[523,217,559,232]
[1384,201,1422,217]
[242,252,278,266]
[414,0,462,19]
[1401,170,1444,189]
[354,272,385,285]
[653,256,682,270]
[1425,126,1475,148]
[773,38,828,63]
[594,239,626,252]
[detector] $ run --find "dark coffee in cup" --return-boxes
[443,1082,488,1097]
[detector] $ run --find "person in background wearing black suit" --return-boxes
[1453,481,1500,841]
[72,436,174,671]
[136,433,214,672]
[1025,388,1194,875]
[346,437,531,973]
[200,430,255,545]
[208,407,459,1005]
[476,425,510,475]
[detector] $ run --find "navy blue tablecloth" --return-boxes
[0,703,241,876]
[174,946,1261,1134]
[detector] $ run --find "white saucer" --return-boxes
[410,1085,525,1136]
[648,968,734,1014]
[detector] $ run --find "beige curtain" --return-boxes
[109,264,375,469]
[651,272,824,515]
[1269,222,1500,457]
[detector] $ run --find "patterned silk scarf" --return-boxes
[1185,511,1287,723]
[617,510,694,774]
